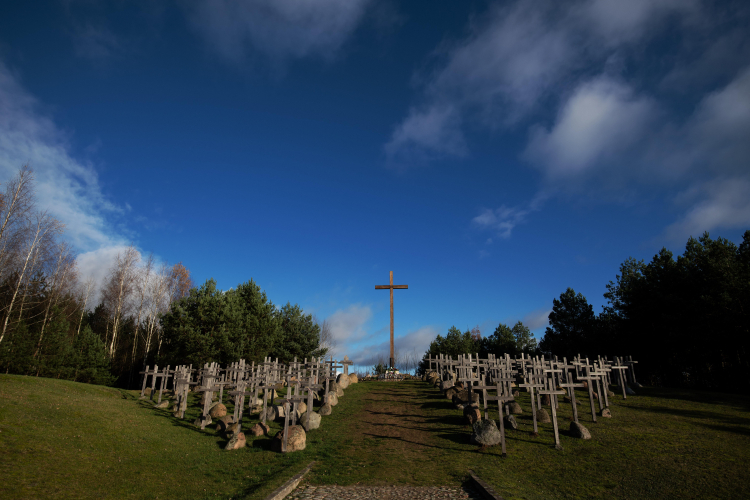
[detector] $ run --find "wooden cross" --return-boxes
[375,271,408,368]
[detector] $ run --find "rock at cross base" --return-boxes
[250,422,270,436]
[471,419,502,447]
[607,389,615,397]
[250,422,269,436]
[296,401,307,417]
[512,390,520,398]
[193,415,212,427]
[581,381,589,390]
[209,403,227,419]
[271,425,306,453]
[445,387,458,400]
[215,415,234,432]
[225,432,246,450]
[154,400,169,409]
[335,385,344,397]
[540,394,551,406]
[569,421,591,439]
[225,423,239,436]
[600,408,612,418]
[348,373,358,384]
[504,414,518,431]
[319,403,332,416]
[452,389,479,406]
[300,411,322,431]
[537,408,551,423]
[327,392,339,406]
[464,405,482,425]
[337,373,350,389]
[508,401,523,414]
[441,380,454,391]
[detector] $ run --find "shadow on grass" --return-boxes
[636,386,750,410]
[628,404,750,433]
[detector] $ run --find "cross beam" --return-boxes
[375,271,408,369]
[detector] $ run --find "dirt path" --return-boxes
[349,382,440,461]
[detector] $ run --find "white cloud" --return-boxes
[324,303,373,357]
[73,24,122,60]
[472,192,547,239]
[385,0,697,162]
[184,0,373,63]
[0,61,130,294]
[349,325,438,368]
[473,205,531,239]
[664,177,750,243]
[522,308,552,331]
[385,104,466,164]
[524,77,656,179]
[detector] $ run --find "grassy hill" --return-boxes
[1,375,749,499]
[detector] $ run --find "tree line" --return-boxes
[0,166,329,387]
[540,231,750,391]
[419,231,750,392]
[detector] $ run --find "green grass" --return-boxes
[1,375,749,499]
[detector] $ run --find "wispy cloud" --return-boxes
[389,0,750,241]
[183,0,374,64]
[472,193,547,239]
[0,61,129,288]
[324,303,373,357]
[349,325,438,368]
[72,24,122,60]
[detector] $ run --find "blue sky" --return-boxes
[1,1,749,370]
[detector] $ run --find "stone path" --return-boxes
[287,484,484,500]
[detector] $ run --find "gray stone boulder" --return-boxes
[600,408,612,418]
[464,405,481,425]
[570,421,591,439]
[507,401,523,414]
[319,402,332,416]
[193,415,212,427]
[154,400,169,409]
[327,392,339,406]
[348,373,359,384]
[215,415,234,432]
[471,419,502,447]
[225,432,246,450]
[337,373,350,389]
[452,389,479,406]
[209,403,227,419]
[271,425,306,453]
[296,401,307,417]
[300,411,322,431]
[503,414,518,431]
[540,394,551,406]
[249,422,270,436]
[441,380,454,391]
[445,387,458,400]
[537,408,551,423]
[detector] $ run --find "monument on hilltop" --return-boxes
[375,271,408,369]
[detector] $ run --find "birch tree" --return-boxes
[0,210,63,344]
[102,246,139,359]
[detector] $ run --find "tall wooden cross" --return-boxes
[375,271,408,369]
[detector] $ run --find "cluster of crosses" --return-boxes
[139,354,354,452]
[425,353,639,455]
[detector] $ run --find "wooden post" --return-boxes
[375,271,408,369]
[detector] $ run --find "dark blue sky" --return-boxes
[1,0,748,369]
